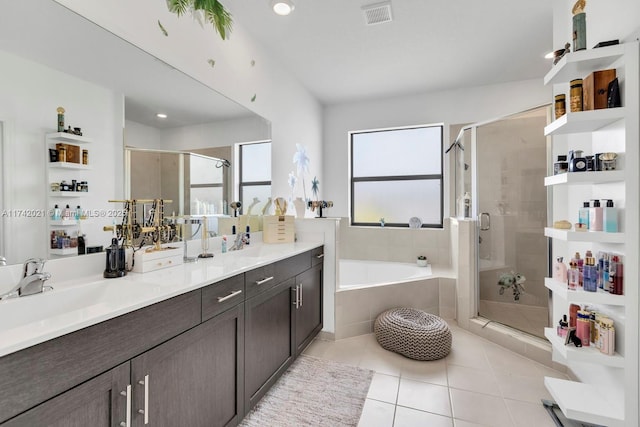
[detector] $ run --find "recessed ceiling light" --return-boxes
[271,0,295,16]
[156,113,167,119]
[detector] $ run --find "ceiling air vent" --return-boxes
[362,2,393,26]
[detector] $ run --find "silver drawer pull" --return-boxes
[217,289,242,302]
[315,253,324,259]
[138,374,149,424]
[293,285,299,309]
[255,276,274,285]
[299,283,303,306]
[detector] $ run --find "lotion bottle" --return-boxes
[568,262,579,290]
[589,199,603,231]
[602,199,618,232]
[554,257,568,283]
[52,204,61,220]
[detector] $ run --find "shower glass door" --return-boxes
[475,106,549,338]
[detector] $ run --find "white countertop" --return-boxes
[0,241,323,358]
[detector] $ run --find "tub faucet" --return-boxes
[229,232,248,251]
[0,258,52,300]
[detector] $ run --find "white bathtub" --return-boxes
[339,259,433,290]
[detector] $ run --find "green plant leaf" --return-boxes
[166,0,190,16]
[251,94,256,102]
[158,20,169,36]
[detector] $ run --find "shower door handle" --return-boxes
[479,212,491,231]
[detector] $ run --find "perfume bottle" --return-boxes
[583,251,598,292]
[554,257,568,283]
[568,262,579,290]
[569,150,587,172]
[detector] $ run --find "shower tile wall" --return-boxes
[338,218,451,266]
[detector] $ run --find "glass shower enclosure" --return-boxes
[453,106,550,338]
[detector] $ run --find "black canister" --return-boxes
[594,153,603,171]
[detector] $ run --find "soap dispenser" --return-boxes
[578,201,590,229]
[589,199,603,231]
[602,199,618,232]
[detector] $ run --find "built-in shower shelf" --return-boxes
[544,227,625,243]
[544,170,625,186]
[544,377,625,427]
[544,108,626,136]
[544,278,625,305]
[46,132,93,144]
[544,328,624,368]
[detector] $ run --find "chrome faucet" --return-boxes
[0,258,52,300]
[229,232,248,251]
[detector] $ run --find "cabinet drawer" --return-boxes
[245,263,277,298]
[311,246,325,266]
[202,274,245,321]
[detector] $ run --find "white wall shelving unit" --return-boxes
[544,41,639,427]
[46,132,92,258]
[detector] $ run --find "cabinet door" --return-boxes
[295,263,323,355]
[131,303,244,427]
[1,362,130,427]
[244,278,296,412]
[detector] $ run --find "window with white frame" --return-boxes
[239,141,272,214]
[350,124,443,228]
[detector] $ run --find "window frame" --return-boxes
[349,124,444,228]
[238,141,272,215]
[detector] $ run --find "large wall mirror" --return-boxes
[0,0,271,265]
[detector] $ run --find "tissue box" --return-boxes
[132,246,183,273]
[263,215,294,243]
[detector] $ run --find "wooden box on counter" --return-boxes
[263,215,294,243]
[583,69,616,110]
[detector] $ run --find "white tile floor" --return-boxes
[303,320,568,427]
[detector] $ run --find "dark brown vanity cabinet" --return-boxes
[0,247,322,427]
[244,247,324,412]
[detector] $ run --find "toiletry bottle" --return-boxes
[600,318,615,355]
[554,155,568,175]
[576,310,591,347]
[569,149,587,172]
[52,204,61,220]
[554,257,568,283]
[568,262,579,290]
[602,199,618,232]
[75,205,82,220]
[583,251,597,292]
[597,252,604,289]
[578,201,590,229]
[569,304,580,328]
[245,225,251,245]
[557,315,568,337]
[571,252,584,286]
[63,204,71,219]
[588,199,603,231]
[221,235,227,253]
[603,253,611,292]
[609,255,623,295]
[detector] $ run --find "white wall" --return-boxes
[55,0,323,202]
[0,50,123,263]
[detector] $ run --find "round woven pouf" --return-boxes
[374,308,452,361]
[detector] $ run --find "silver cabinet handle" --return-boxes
[217,289,242,302]
[255,276,274,285]
[315,253,324,259]
[137,375,149,424]
[293,285,299,309]
[299,283,303,307]
[119,384,131,427]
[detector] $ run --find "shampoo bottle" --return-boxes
[554,257,568,283]
[52,204,61,220]
[578,201,590,229]
[602,199,618,232]
[583,251,597,292]
[589,199,603,231]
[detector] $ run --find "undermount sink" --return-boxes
[0,279,136,330]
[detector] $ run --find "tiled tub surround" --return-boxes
[335,273,456,340]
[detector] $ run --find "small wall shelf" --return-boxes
[49,192,89,198]
[544,377,625,427]
[544,170,625,186]
[46,132,92,144]
[544,108,626,136]
[544,328,624,368]
[544,227,625,243]
[544,278,624,306]
[50,219,80,226]
[544,43,625,85]
[48,162,91,171]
